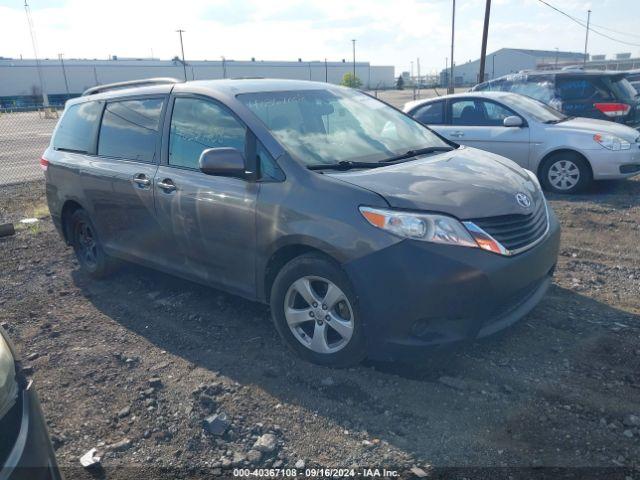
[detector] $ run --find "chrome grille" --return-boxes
[467,200,549,254]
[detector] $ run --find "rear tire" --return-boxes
[540,152,592,194]
[270,253,366,367]
[69,209,116,278]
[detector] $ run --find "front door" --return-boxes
[436,98,531,168]
[154,95,258,297]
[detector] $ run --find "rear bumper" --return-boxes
[344,207,561,361]
[0,385,62,480]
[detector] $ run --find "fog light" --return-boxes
[620,164,640,174]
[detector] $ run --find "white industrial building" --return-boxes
[0,57,395,106]
[440,48,587,87]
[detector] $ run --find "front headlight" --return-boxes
[593,133,631,151]
[359,206,478,248]
[0,333,18,419]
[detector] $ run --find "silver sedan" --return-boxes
[404,91,640,193]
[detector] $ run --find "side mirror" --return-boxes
[199,148,246,177]
[503,115,523,127]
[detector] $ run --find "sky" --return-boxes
[1,0,640,74]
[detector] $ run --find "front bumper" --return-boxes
[0,384,62,480]
[344,207,561,361]
[588,146,640,180]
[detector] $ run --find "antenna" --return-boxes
[24,0,49,106]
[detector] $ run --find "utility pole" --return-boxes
[176,29,187,81]
[351,39,356,82]
[555,47,559,68]
[324,58,328,83]
[478,0,491,84]
[583,10,591,66]
[416,57,421,86]
[449,0,456,93]
[24,0,48,106]
[221,56,227,79]
[58,53,70,95]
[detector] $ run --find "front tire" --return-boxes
[270,253,366,367]
[69,209,116,278]
[540,152,592,194]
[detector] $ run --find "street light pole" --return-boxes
[449,0,456,93]
[58,53,70,95]
[478,0,491,83]
[351,39,356,83]
[24,0,48,106]
[176,29,187,81]
[583,10,591,66]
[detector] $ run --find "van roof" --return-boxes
[68,78,344,106]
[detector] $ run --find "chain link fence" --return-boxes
[0,106,62,186]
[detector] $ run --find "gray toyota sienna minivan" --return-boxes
[43,78,560,366]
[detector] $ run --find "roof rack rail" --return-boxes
[82,77,181,96]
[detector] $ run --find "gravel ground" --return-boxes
[1,179,639,479]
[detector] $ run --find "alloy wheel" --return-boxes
[284,276,354,354]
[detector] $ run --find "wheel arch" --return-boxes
[60,199,86,244]
[261,241,344,304]
[536,148,593,180]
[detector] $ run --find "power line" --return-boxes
[589,22,640,40]
[537,0,640,48]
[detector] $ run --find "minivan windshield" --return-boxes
[238,89,451,166]
[502,93,567,123]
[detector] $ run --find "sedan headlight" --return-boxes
[359,206,478,248]
[593,133,631,151]
[0,333,18,419]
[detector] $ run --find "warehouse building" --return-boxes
[0,57,395,107]
[440,48,586,87]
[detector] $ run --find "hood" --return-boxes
[553,117,640,142]
[326,146,543,220]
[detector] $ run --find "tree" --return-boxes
[396,75,405,90]
[341,72,362,88]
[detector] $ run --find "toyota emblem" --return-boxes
[516,192,531,208]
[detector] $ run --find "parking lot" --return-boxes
[1,175,639,477]
[0,109,61,185]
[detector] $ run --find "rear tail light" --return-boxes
[39,157,49,171]
[593,102,631,118]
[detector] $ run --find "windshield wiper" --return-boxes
[544,116,573,124]
[307,160,386,171]
[55,147,89,154]
[379,146,454,164]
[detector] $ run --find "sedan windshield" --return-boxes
[238,89,451,166]
[502,93,567,123]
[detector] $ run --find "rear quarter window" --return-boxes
[53,101,102,153]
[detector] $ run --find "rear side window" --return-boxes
[556,78,613,101]
[412,101,444,124]
[53,101,102,153]
[98,98,164,162]
[169,97,246,169]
